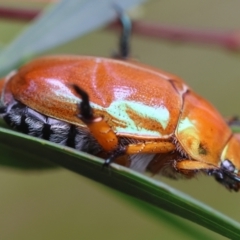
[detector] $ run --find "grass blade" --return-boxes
[0,126,239,239]
[0,0,145,76]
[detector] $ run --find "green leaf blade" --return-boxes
[0,0,145,76]
[0,127,239,239]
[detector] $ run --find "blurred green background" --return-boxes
[1,0,240,239]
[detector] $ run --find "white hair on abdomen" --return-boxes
[129,153,156,173]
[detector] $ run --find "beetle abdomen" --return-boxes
[0,99,101,154]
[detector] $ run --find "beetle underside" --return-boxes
[1,97,240,191]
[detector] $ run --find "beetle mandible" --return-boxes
[0,11,240,191]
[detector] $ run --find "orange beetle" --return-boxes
[0,55,240,191]
[1,10,240,191]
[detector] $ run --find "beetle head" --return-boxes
[208,162,240,191]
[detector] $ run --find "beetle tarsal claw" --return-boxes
[103,146,127,167]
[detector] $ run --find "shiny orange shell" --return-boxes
[1,55,240,189]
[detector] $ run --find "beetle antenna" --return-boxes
[71,84,94,121]
[113,5,132,59]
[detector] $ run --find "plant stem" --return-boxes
[0,7,39,20]
[1,6,240,51]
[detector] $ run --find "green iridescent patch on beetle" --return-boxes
[92,100,170,137]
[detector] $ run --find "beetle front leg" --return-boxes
[175,160,216,172]
[72,85,130,167]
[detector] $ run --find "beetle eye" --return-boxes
[221,159,235,173]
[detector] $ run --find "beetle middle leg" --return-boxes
[125,142,175,155]
[72,84,130,166]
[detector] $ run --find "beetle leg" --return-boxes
[112,5,131,59]
[103,146,127,167]
[103,141,176,167]
[125,141,175,154]
[175,160,216,171]
[172,160,216,179]
[72,85,119,152]
[176,159,240,190]
[103,141,176,168]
